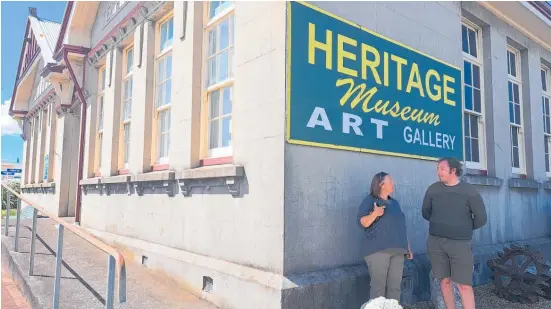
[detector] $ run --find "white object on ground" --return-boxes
[360,297,403,309]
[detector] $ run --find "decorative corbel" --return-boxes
[164,181,175,197]
[226,177,240,197]
[103,183,111,196]
[126,182,132,196]
[134,182,143,196]
[82,185,88,195]
[178,179,190,196]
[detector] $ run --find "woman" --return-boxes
[357,172,413,302]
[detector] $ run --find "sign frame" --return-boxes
[285,1,466,162]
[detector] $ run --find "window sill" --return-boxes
[508,178,541,190]
[543,181,551,191]
[462,174,503,187]
[21,182,56,194]
[177,164,245,197]
[200,156,233,166]
[118,169,129,175]
[151,164,169,171]
[131,171,176,196]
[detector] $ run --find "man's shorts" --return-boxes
[427,234,474,286]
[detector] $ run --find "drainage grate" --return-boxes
[203,276,213,293]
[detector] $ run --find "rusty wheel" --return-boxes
[487,244,550,303]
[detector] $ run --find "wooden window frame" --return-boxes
[462,20,487,171]
[152,12,174,166]
[201,2,235,163]
[507,46,525,175]
[119,44,134,171]
[95,66,106,174]
[542,65,551,177]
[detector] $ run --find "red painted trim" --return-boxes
[54,2,74,55]
[118,169,129,175]
[200,156,233,166]
[54,44,90,61]
[151,164,169,171]
[88,2,146,57]
[9,20,31,116]
[519,174,528,179]
[480,170,488,176]
[94,172,102,177]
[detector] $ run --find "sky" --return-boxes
[1,1,66,164]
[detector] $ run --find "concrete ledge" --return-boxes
[463,174,503,187]
[40,182,55,188]
[178,164,244,180]
[508,178,541,189]
[101,175,131,184]
[544,181,551,191]
[131,171,175,182]
[79,177,102,185]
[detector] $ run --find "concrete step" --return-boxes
[1,218,218,309]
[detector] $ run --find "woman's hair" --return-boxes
[370,172,389,198]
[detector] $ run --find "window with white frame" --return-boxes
[542,66,551,176]
[96,66,106,172]
[121,46,133,169]
[461,22,486,170]
[507,47,525,174]
[204,1,234,159]
[154,15,173,164]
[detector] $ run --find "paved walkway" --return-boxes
[2,267,31,309]
[2,217,218,309]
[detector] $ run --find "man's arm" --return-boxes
[421,189,432,221]
[469,192,487,230]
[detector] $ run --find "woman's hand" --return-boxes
[372,203,385,217]
[406,243,413,260]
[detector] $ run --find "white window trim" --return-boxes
[121,45,133,169]
[462,20,487,171]
[507,47,525,174]
[97,66,106,173]
[153,13,174,165]
[203,2,235,160]
[542,65,551,177]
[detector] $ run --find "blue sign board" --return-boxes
[286,2,464,161]
[7,169,22,173]
[1,171,14,176]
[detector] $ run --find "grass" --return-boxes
[1,209,17,218]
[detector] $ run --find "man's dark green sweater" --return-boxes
[422,181,487,240]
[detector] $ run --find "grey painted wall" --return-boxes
[283,1,551,275]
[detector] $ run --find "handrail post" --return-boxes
[53,224,64,309]
[4,191,10,236]
[14,197,21,252]
[106,255,115,309]
[119,263,127,303]
[29,208,38,276]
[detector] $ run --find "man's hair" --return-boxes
[438,157,462,176]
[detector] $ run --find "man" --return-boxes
[422,157,487,309]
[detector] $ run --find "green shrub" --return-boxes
[2,181,21,210]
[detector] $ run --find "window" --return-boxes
[507,47,525,174]
[154,15,173,165]
[121,46,133,169]
[96,66,106,172]
[461,22,486,170]
[204,1,234,159]
[542,66,551,176]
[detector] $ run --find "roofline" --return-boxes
[9,19,31,116]
[529,1,551,21]
[54,1,74,55]
[54,44,90,61]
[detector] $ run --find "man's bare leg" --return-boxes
[457,283,475,309]
[440,278,456,309]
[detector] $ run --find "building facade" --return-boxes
[10,1,551,308]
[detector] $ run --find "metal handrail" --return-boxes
[1,183,126,309]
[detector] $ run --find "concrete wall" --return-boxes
[80,1,287,281]
[91,1,139,46]
[283,1,551,276]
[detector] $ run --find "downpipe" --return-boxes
[63,51,87,224]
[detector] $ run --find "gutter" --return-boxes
[58,45,89,224]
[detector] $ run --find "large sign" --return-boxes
[286,2,464,161]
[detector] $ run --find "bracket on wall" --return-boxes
[177,165,245,197]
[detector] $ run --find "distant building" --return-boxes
[1,160,22,182]
[8,2,551,308]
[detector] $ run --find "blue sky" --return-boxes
[1,1,66,163]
